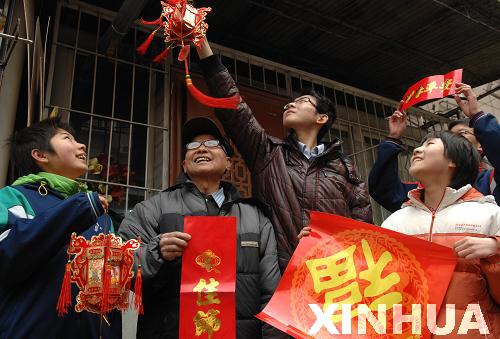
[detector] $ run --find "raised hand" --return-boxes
[388,101,407,139]
[454,82,481,117]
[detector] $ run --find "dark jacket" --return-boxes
[369,111,499,212]
[118,181,284,339]
[198,55,373,272]
[0,184,120,339]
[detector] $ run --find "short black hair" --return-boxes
[11,115,76,177]
[301,89,337,141]
[448,118,470,131]
[421,131,479,189]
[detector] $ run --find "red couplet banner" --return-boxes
[257,211,457,338]
[400,69,463,111]
[179,216,237,339]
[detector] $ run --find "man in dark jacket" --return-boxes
[369,82,499,212]
[118,117,284,338]
[195,40,373,272]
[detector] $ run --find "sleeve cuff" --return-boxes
[469,111,486,127]
[384,137,403,145]
[199,54,227,79]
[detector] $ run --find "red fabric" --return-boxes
[400,69,462,111]
[133,266,144,315]
[257,211,457,338]
[179,216,237,339]
[56,261,72,317]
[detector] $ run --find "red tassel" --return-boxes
[101,263,112,314]
[101,235,112,314]
[186,75,241,109]
[133,265,144,315]
[152,48,170,63]
[139,17,163,26]
[57,260,72,317]
[177,45,191,61]
[137,28,160,55]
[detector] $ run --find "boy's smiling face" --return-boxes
[32,129,88,179]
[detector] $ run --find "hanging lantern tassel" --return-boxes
[133,237,144,315]
[183,59,241,110]
[137,27,160,55]
[101,237,112,314]
[101,265,112,314]
[133,265,144,315]
[56,256,73,317]
[152,47,171,63]
[185,75,241,109]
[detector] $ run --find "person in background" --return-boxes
[368,83,499,212]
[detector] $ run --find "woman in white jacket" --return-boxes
[381,130,500,338]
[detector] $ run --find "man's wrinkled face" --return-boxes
[182,134,231,179]
[450,123,481,152]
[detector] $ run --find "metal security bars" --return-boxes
[46,1,171,219]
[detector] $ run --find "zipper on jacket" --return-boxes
[427,192,445,242]
[428,212,436,242]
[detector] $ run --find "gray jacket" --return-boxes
[118,181,284,338]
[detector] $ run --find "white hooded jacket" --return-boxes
[382,184,500,338]
[382,184,500,240]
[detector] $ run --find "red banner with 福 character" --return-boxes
[257,211,457,338]
[179,216,237,339]
[400,69,462,111]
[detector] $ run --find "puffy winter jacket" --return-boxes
[382,185,500,338]
[118,181,284,339]
[199,55,372,272]
[369,112,499,213]
[0,184,120,339]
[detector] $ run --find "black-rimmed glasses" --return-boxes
[284,97,317,110]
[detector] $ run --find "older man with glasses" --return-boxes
[195,40,372,273]
[118,117,285,338]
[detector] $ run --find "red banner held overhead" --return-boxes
[400,69,463,111]
[179,216,237,339]
[257,211,457,338]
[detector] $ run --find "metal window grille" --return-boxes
[46,1,171,218]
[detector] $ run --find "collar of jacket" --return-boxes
[164,180,270,215]
[403,184,496,212]
[275,134,343,161]
[18,183,66,200]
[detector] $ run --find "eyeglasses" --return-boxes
[186,139,221,151]
[284,97,317,110]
